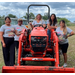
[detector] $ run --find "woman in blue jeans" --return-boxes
[47,14,57,48]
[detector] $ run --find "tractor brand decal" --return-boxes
[32,58,43,60]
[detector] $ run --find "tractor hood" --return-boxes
[31,27,47,36]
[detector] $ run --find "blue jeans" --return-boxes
[47,29,51,47]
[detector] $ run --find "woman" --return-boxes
[14,18,28,64]
[0,16,15,66]
[47,14,57,48]
[30,14,46,29]
[56,20,74,67]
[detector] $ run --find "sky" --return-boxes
[0,2,75,22]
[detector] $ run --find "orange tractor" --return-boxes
[2,4,75,73]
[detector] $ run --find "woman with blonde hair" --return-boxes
[56,20,74,67]
[30,14,46,29]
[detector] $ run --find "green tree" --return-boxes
[0,15,5,18]
[42,13,48,20]
[57,18,70,23]
[0,20,5,27]
[29,13,35,19]
[0,21,2,27]
[23,13,28,19]
[23,12,35,19]
[8,14,16,18]
[57,17,71,26]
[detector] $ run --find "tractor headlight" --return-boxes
[42,37,47,41]
[31,36,47,44]
[31,37,37,42]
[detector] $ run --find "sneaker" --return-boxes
[63,63,67,67]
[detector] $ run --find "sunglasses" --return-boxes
[18,21,23,22]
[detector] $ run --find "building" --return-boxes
[0,18,34,26]
[10,18,28,25]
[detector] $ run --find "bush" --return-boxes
[0,20,5,27]
[57,18,70,24]
[66,22,75,26]
[0,21,2,27]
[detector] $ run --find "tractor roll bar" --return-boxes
[27,4,50,23]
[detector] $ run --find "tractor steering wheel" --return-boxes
[34,24,43,27]
[34,24,47,29]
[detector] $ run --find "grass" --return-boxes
[0,26,75,72]
[0,41,4,72]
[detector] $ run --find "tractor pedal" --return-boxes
[25,45,30,48]
[45,54,53,58]
[27,45,30,48]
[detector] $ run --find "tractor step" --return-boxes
[21,57,56,61]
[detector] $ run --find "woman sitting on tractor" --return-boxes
[47,13,57,48]
[29,14,46,29]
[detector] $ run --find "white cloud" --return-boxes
[0,5,9,10]
[0,2,75,22]
[29,7,48,16]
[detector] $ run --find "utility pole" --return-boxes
[6,12,8,16]
[19,13,20,18]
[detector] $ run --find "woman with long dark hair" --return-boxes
[48,14,57,27]
[47,14,57,48]
[0,16,15,66]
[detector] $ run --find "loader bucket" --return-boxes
[2,66,75,73]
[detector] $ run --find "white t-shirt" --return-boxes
[56,27,72,44]
[32,20,45,26]
[47,20,57,26]
[14,25,27,41]
[0,25,15,38]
